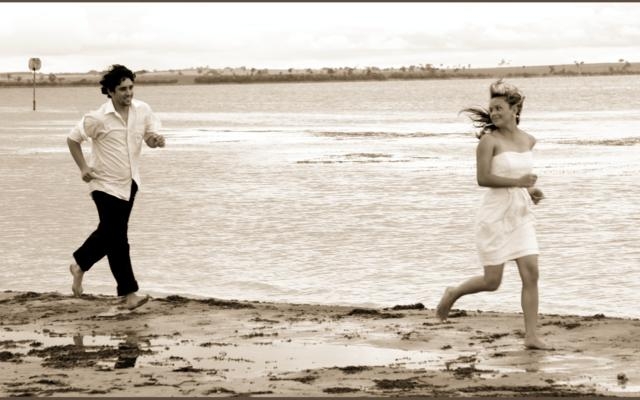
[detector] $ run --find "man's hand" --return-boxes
[528,187,544,205]
[145,133,165,148]
[81,166,96,182]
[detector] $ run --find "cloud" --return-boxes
[1,3,640,72]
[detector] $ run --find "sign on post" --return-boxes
[29,58,41,111]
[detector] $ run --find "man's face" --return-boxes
[109,78,134,108]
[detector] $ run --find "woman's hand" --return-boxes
[528,187,544,204]
[516,173,538,188]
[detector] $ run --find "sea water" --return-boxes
[1,75,638,318]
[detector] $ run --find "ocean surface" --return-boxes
[1,75,638,318]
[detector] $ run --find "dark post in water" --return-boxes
[28,58,41,111]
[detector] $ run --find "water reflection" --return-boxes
[72,332,145,369]
[507,349,545,373]
[114,333,143,369]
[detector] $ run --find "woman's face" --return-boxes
[489,97,517,128]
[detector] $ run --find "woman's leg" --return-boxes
[515,255,550,349]
[436,264,504,320]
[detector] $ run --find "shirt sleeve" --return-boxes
[68,114,99,143]
[144,106,162,136]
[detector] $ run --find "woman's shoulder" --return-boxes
[480,131,506,148]
[526,131,537,149]
[480,130,499,142]
[477,131,499,154]
[516,129,536,149]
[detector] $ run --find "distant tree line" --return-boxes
[191,61,638,85]
[0,76,179,88]
[1,60,637,88]
[193,64,491,84]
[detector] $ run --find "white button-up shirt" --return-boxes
[68,99,161,201]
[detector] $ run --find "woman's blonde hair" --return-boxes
[461,79,526,138]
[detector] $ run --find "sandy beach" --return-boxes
[1,291,638,396]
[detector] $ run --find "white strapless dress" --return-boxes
[476,151,539,266]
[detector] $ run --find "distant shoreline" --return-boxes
[1,61,637,88]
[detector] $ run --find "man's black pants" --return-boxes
[73,182,139,296]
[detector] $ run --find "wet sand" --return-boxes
[1,290,638,396]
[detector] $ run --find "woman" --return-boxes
[436,79,549,350]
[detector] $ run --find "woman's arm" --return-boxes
[476,135,537,188]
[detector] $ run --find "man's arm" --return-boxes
[143,105,165,148]
[67,137,95,182]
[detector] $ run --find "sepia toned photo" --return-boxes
[1,2,639,397]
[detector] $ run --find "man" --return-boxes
[67,64,165,310]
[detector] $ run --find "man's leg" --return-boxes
[72,183,141,299]
[103,182,140,297]
[70,190,113,297]
[100,182,149,310]
[70,264,84,297]
[73,193,111,271]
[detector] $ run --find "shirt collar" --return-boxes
[104,98,140,115]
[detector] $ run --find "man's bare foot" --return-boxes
[524,336,553,350]
[125,293,150,311]
[436,287,455,321]
[70,263,84,297]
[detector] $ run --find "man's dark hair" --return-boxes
[100,65,136,98]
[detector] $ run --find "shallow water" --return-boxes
[1,75,639,317]
[3,329,637,395]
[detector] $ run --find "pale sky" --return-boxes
[2,2,640,74]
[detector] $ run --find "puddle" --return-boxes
[0,329,147,370]
[135,337,450,379]
[479,351,612,374]
[554,374,640,395]
[1,329,125,351]
[479,350,640,395]
[1,328,449,377]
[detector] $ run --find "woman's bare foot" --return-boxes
[125,293,150,311]
[70,263,84,297]
[436,287,455,321]
[524,336,553,350]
